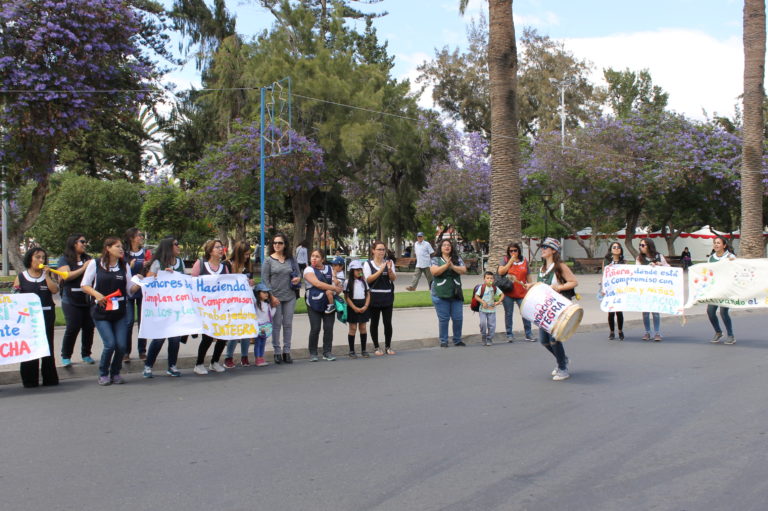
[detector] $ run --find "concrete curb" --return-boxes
[1,310,729,387]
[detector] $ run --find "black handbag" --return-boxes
[494,275,514,293]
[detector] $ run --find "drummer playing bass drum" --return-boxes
[524,238,578,382]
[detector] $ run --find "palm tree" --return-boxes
[460,0,521,267]
[741,0,766,257]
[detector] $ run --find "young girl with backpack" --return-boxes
[253,283,276,366]
[345,260,371,358]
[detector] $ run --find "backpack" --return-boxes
[470,284,496,312]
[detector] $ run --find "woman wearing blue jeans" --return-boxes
[430,239,467,347]
[707,236,737,345]
[497,242,533,342]
[635,239,669,342]
[81,237,142,386]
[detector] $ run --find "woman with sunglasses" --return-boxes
[526,238,577,381]
[602,242,626,340]
[57,234,95,367]
[142,237,185,378]
[636,239,669,341]
[262,233,301,364]
[497,242,534,342]
[191,239,230,374]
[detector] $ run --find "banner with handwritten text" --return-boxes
[686,259,768,308]
[600,264,685,315]
[0,294,51,366]
[138,272,258,340]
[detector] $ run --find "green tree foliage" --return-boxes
[603,68,669,118]
[418,24,602,137]
[27,174,142,255]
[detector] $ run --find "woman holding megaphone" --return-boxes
[14,247,59,388]
[81,237,142,386]
[57,234,95,368]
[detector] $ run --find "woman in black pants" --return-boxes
[57,233,95,367]
[602,242,625,340]
[303,249,342,361]
[191,239,230,375]
[364,241,397,355]
[15,247,59,387]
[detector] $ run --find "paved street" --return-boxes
[2,313,767,510]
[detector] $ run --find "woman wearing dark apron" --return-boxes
[364,241,397,355]
[14,247,59,388]
[57,233,95,366]
[81,237,140,386]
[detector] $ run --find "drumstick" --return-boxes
[38,264,69,280]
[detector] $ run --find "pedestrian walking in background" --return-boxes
[406,232,434,291]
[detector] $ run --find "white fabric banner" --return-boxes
[0,294,51,366]
[600,264,685,315]
[138,272,258,340]
[686,259,768,308]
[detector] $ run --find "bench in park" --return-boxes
[394,257,416,271]
[572,258,604,274]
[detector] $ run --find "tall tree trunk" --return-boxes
[7,176,51,272]
[624,208,643,260]
[487,0,521,269]
[741,0,766,258]
[291,190,312,249]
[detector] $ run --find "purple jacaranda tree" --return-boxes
[417,128,491,243]
[186,122,328,246]
[523,112,745,258]
[0,0,162,268]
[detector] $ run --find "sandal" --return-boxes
[374,349,384,356]
[386,348,396,355]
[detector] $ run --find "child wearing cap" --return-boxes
[323,256,346,314]
[253,283,276,367]
[345,260,371,358]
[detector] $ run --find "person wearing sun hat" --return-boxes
[524,237,578,381]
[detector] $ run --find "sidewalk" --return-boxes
[0,273,735,385]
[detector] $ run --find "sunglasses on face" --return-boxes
[273,241,284,245]
[173,242,179,246]
[639,244,647,247]
[509,249,519,253]
[77,239,87,244]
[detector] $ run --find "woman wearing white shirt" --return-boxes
[81,237,141,386]
[707,236,737,344]
[635,239,669,342]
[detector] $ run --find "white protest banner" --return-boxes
[600,264,685,315]
[0,294,51,366]
[138,271,200,339]
[193,274,258,339]
[686,259,768,308]
[139,272,258,340]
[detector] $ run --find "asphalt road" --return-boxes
[2,314,767,511]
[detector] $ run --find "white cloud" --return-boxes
[563,29,744,119]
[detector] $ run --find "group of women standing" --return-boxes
[601,236,738,344]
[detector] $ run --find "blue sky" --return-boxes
[163,0,749,120]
